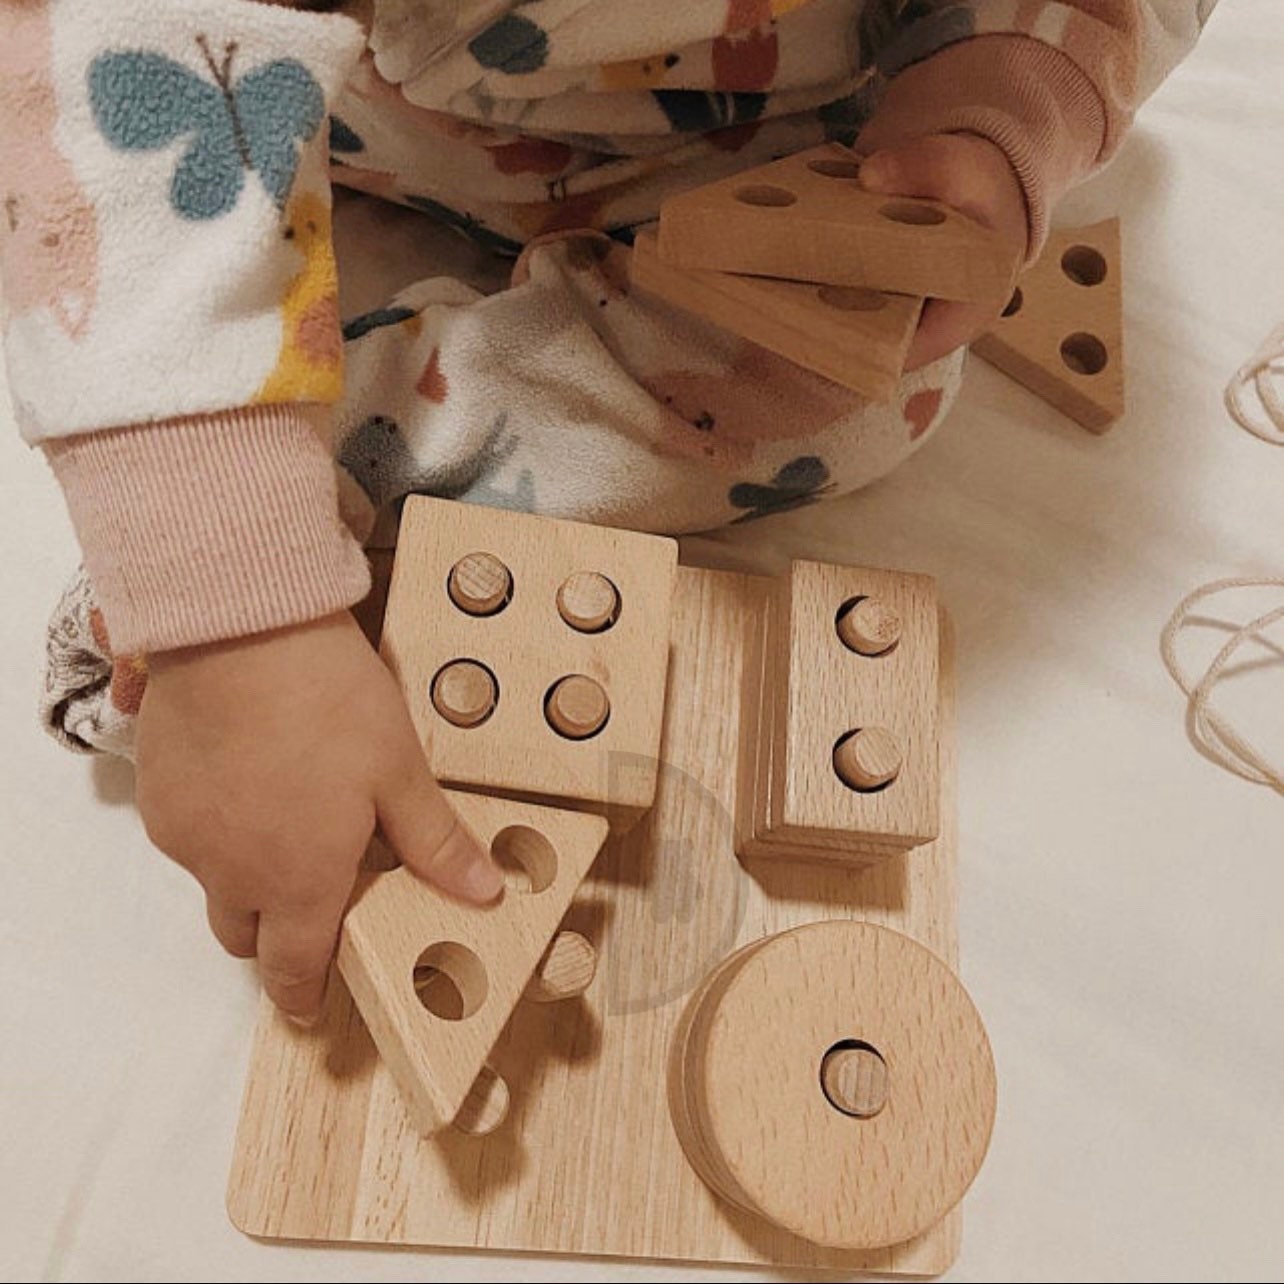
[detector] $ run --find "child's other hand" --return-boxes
[134,611,504,1025]
[858,133,1028,370]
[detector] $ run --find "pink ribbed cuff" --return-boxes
[43,406,371,654]
[859,35,1107,257]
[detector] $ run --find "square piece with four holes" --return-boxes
[380,496,678,819]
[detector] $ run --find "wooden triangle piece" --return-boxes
[657,143,1019,306]
[631,229,922,402]
[973,218,1124,432]
[337,791,609,1134]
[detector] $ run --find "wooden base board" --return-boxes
[227,562,964,1274]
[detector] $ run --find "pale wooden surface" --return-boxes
[630,228,921,402]
[227,562,966,1273]
[974,219,1124,432]
[670,922,994,1249]
[336,792,609,1134]
[524,930,598,1004]
[658,144,1019,305]
[382,496,677,815]
[839,595,904,657]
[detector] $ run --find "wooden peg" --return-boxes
[973,218,1124,432]
[836,596,902,656]
[430,660,498,728]
[820,1043,889,1119]
[557,571,621,633]
[451,1065,510,1136]
[630,229,921,402]
[447,551,512,616]
[833,727,903,792]
[524,929,597,1003]
[658,143,1019,306]
[545,674,610,741]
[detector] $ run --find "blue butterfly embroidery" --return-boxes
[89,37,324,221]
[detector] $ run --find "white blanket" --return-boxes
[2,3,1281,1278]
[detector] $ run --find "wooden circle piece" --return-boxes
[833,727,903,791]
[545,675,610,740]
[447,552,512,616]
[557,572,620,633]
[821,1043,889,1119]
[836,596,902,656]
[452,1064,510,1136]
[524,930,598,1003]
[431,660,497,728]
[679,922,996,1250]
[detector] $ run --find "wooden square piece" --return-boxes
[381,497,678,818]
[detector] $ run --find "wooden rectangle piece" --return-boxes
[337,792,609,1135]
[381,496,678,817]
[630,229,922,402]
[228,565,965,1274]
[745,560,939,857]
[658,143,1019,305]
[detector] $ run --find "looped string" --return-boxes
[1160,325,1284,794]
[1224,321,1284,445]
[1160,579,1284,794]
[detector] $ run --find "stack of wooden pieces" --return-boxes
[630,142,1020,402]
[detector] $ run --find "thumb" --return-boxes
[858,138,949,201]
[377,746,504,904]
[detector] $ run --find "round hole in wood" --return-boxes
[807,157,862,180]
[734,184,798,208]
[1001,286,1024,318]
[557,570,621,633]
[878,200,947,227]
[1060,244,1108,287]
[447,551,512,616]
[413,942,488,1020]
[544,674,611,741]
[491,825,558,895]
[1060,331,1109,376]
[430,659,498,728]
[818,286,887,313]
[820,1039,889,1119]
[833,726,903,792]
[835,596,902,656]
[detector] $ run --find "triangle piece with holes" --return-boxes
[974,218,1124,433]
[631,229,922,402]
[337,790,608,1135]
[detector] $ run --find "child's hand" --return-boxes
[134,611,504,1025]
[858,133,1028,370]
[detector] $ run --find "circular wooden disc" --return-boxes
[545,674,610,740]
[447,552,512,616]
[452,1064,510,1136]
[837,597,902,656]
[557,572,620,633]
[833,726,903,791]
[524,930,598,1003]
[431,660,498,728]
[682,922,995,1250]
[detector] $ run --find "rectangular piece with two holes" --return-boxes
[739,560,940,861]
[630,229,923,401]
[381,496,678,820]
[657,143,1020,306]
[337,791,609,1136]
[973,218,1124,432]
